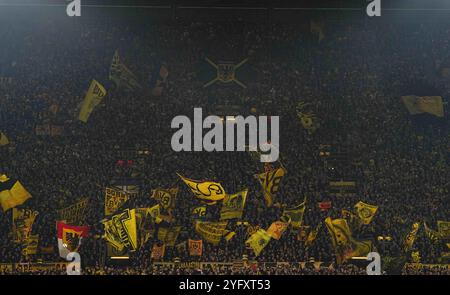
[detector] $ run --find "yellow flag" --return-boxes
[0,176,32,212]
[257,167,285,207]
[282,200,306,228]
[12,208,39,243]
[220,189,248,220]
[151,187,178,210]
[404,222,420,252]
[437,221,450,240]
[354,201,378,225]
[157,226,181,247]
[246,229,271,257]
[194,221,228,245]
[325,217,372,264]
[401,96,444,117]
[103,209,137,252]
[178,174,226,203]
[104,187,137,216]
[305,222,322,247]
[78,79,106,123]
[0,132,9,146]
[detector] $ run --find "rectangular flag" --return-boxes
[220,189,248,220]
[282,201,306,228]
[151,187,178,210]
[354,201,378,225]
[157,226,181,247]
[188,239,203,256]
[57,221,89,259]
[58,198,89,225]
[78,79,106,123]
[151,244,165,260]
[194,221,228,246]
[12,208,38,243]
[257,167,285,207]
[266,221,288,240]
[246,229,271,257]
[178,174,226,204]
[0,174,32,212]
[401,96,444,117]
[104,186,137,216]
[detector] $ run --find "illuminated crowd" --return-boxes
[0,9,449,275]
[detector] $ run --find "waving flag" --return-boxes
[0,174,32,212]
[57,221,89,259]
[178,174,226,204]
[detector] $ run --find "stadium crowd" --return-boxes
[0,10,449,275]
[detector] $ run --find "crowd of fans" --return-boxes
[0,9,449,275]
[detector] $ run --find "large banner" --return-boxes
[104,186,138,216]
[194,221,228,246]
[12,208,38,243]
[58,198,89,225]
[401,96,444,117]
[220,189,248,220]
[103,209,137,253]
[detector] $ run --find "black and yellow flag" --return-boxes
[78,79,106,123]
[401,96,444,117]
[325,217,372,264]
[104,186,137,216]
[282,200,306,228]
[58,198,89,225]
[109,50,142,91]
[220,189,248,220]
[194,221,228,246]
[192,206,207,219]
[354,201,378,225]
[103,209,137,252]
[423,222,440,244]
[257,167,285,207]
[12,208,38,244]
[437,221,450,240]
[157,226,182,247]
[246,229,271,257]
[0,174,32,212]
[22,235,39,256]
[0,132,9,146]
[178,174,226,204]
[403,222,420,252]
[151,187,178,210]
[305,222,322,247]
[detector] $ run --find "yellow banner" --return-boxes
[103,209,137,252]
[246,229,271,257]
[104,187,137,216]
[78,79,106,123]
[257,167,285,207]
[194,221,228,246]
[178,174,226,203]
[401,96,444,117]
[58,198,88,225]
[220,189,248,220]
[12,208,38,243]
[354,201,378,225]
[151,187,178,210]
[0,177,32,212]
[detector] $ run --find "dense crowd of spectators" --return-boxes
[0,9,449,275]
